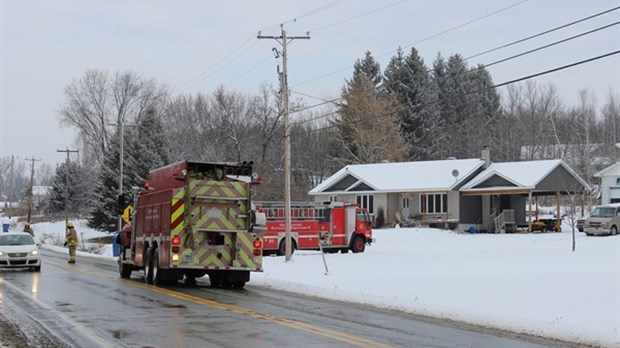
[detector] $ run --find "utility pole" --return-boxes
[57,148,78,235]
[7,155,14,217]
[258,25,310,262]
[109,121,134,235]
[24,157,41,223]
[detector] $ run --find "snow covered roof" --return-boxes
[309,159,485,194]
[32,186,51,195]
[594,162,620,178]
[460,159,590,193]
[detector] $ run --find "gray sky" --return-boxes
[1,0,619,169]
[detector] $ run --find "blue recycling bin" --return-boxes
[2,223,9,232]
[112,234,120,257]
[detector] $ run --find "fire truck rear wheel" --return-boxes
[144,248,153,284]
[278,240,296,256]
[350,236,366,253]
[152,248,164,286]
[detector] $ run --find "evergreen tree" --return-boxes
[384,47,442,160]
[333,52,406,164]
[47,162,91,216]
[127,107,171,188]
[433,53,477,158]
[88,129,129,232]
[354,51,382,89]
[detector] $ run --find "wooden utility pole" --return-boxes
[258,25,310,262]
[57,148,78,234]
[7,155,14,217]
[25,157,41,223]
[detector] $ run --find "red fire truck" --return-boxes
[117,160,266,288]
[257,201,373,255]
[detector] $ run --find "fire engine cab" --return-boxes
[257,201,374,255]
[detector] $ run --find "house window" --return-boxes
[420,193,447,214]
[402,197,410,209]
[356,194,374,214]
[328,195,338,202]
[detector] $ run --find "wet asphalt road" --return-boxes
[0,249,585,348]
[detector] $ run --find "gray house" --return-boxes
[309,152,590,232]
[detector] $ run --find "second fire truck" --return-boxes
[257,201,374,255]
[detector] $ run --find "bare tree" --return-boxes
[58,70,169,166]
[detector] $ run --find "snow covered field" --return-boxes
[8,219,620,347]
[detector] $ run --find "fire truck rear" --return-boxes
[117,160,265,288]
[258,201,373,255]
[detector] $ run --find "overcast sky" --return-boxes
[1,0,619,169]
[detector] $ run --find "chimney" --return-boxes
[481,146,491,168]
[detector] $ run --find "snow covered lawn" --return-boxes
[19,220,620,347]
[254,227,619,347]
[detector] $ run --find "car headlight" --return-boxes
[30,250,39,256]
[0,251,4,256]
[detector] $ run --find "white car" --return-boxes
[0,232,41,271]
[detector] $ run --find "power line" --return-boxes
[465,5,620,61]
[174,1,349,94]
[295,50,620,135]
[291,18,619,118]
[293,0,529,88]
[309,0,408,33]
[479,21,619,70]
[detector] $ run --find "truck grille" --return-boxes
[8,253,27,257]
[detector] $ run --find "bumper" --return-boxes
[0,256,41,268]
[584,228,611,236]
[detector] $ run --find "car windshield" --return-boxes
[591,207,616,218]
[0,234,35,246]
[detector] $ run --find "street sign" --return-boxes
[122,205,133,225]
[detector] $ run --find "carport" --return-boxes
[459,159,590,232]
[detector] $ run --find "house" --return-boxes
[459,159,590,232]
[593,163,620,204]
[309,149,590,232]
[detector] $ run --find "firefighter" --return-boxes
[23,223,34,236]
[64,221,78,264]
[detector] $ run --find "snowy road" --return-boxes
[0,248,588,347]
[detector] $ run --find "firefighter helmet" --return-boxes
[67,221,74,228]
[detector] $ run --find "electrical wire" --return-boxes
[293,0,530,88]
[309,0,408,33]
[465,6,620,61]
[294,50,620,135]
[174,1,348,94]
[291,17,620,118]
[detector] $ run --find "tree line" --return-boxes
[2,48,617,232]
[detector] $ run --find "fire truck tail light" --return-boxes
[172,254,180,262]
[253,239,262,249]
[172,236,181,245]
[172,246,180,253]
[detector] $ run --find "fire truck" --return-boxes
[117,160,266,288]
[256,201,373,255]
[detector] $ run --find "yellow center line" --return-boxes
[46,258,395,348]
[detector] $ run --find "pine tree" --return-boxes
[88,130,127,232]
[333,52,406,164]
[384,47,442,160]
[127,107,171,188]
[47,162,91,216]
[433,53,477,158]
